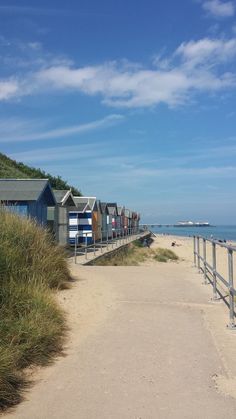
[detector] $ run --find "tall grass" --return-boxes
[0,210,70,410]
[92,240,179,266]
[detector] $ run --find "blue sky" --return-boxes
[0,0,236,223]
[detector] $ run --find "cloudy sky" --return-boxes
[0,0,236,223]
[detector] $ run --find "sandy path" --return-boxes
[5,236,236,419]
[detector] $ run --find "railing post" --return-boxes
[106,230,109,250]
[212,242,217,300]
[85,233,88,260]
[101,231,103,253]
[93,233,96,256]
[203,238,207,284]
[74,233,78,264]
[193,236,196,266]
[228,249,236,329]
[197,236,200,271]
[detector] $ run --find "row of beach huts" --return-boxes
[0,179,141,246]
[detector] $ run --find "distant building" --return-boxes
[0,179,56,226]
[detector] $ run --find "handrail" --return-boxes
[74,227,142,264]
[193,235,236,330]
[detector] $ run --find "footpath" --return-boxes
[5,252,236,418]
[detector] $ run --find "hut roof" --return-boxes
[53,189,75,206]
[107,203,118,216]
[74,196,96,211]
[0,179,55,205]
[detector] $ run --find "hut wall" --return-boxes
[69,210,93,245]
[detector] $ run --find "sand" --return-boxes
[4,235,236,419]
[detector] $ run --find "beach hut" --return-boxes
[73,196,102,242]
[93,200,102,241]
[0,179,56,226]
[48,189,76,245]
[68,198,92,246]
[100,202,109,240]
[107,203,118,237]
[124,208,130,232]
[117,206,124,235]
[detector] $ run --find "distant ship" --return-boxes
[174,221,210,227]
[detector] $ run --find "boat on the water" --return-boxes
[174,221,210,227]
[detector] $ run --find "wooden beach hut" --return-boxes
[73,196,102,242]
[0,179,56,226]
[107,203,118,237]
[48,189,76,245]
[100,202,109,240]
[68,198,92,246]
[117,206,124,235]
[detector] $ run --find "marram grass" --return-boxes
[93,240,179,266]
[0,210,70,410]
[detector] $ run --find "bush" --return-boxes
[0,210,69,409]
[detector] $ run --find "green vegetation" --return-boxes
[153,248,179,263]
[0,210,70,410]
[92,240,179,266]
[0,152,82,196]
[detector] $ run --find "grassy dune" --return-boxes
[0,210,70,410]
[93,239,179,266]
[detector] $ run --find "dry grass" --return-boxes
[93,240,179,266]
[0,210,69,410]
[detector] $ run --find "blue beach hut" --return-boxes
[0,179,56,226]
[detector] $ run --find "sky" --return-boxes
[0,0,236,224]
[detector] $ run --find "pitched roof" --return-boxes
[0,179,55,204]
[73,196,96,211]
[107,203,118,216]
[53,189,75,206]
[117,206,124,216]
[100,202,108,214]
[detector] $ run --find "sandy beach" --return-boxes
[5,234,236,419]
[150,233,236,290]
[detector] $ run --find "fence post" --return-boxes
[101,232,103,253]
[228,249,236,329]
[203,238,207,284]
[74,233,77,264]
[197,236,200,271]
[212,242,217,300]
[193,236,196,266]
[106,230,109,250]
[85,233,88,260]
[93,233,96,256]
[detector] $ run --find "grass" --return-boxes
[153,248,179,263]
[92,239,179,266]
[0,210,70,410]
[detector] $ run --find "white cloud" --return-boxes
[202,0,235,17]
[0,79,20,100]
[0,114,124,142]
[35,37,236,108]
[176,38,236,67]
[1,37,236,108]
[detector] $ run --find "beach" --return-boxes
[5,233,236,419]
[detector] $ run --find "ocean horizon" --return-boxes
[149,225,236,242]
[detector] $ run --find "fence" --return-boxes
[74,227,144,264]
[193,235,236,330]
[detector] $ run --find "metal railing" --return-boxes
[193,235,236,330]
[74,227,143,264]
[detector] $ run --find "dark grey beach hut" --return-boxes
[0,179,56,225]
[48,189,76,245]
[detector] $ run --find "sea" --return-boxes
[149,225,236,242]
